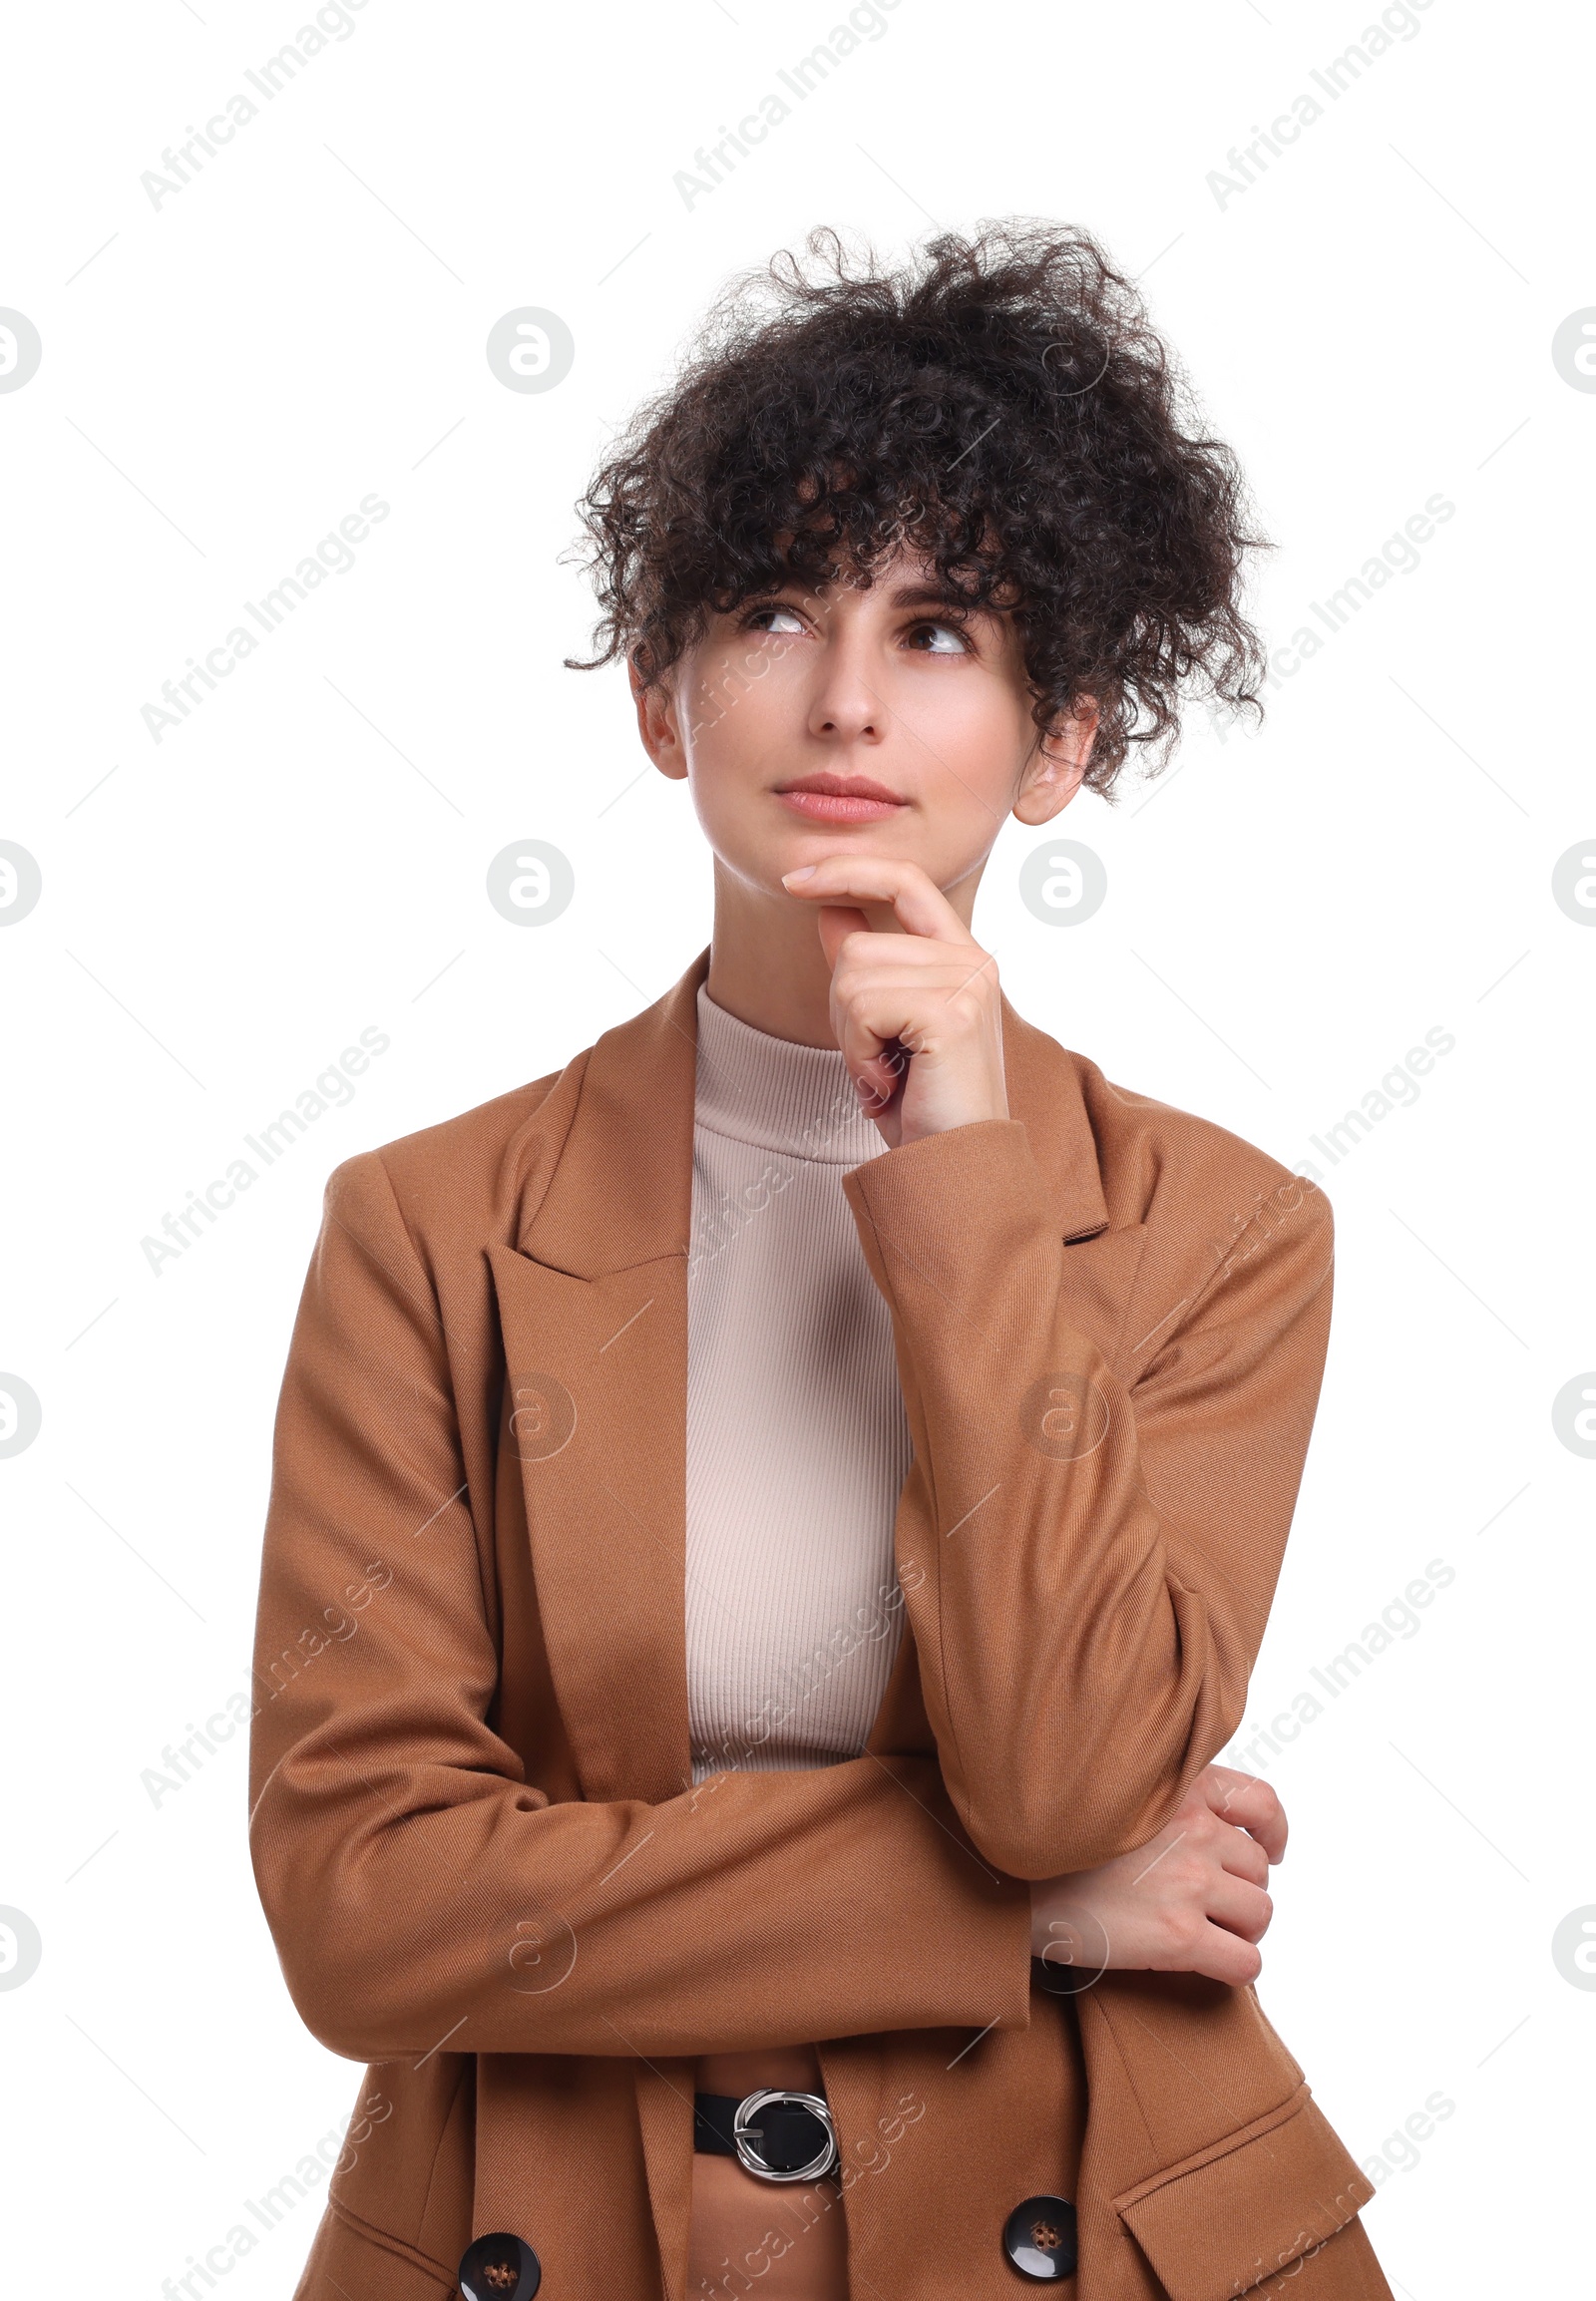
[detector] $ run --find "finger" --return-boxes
[828,973,968,1108]
[1203,1873,1274,1946]
[818,937,912,1112]
[825,943,987,1067]
[782,855,976,945]
[1201,1767,1287,1863]
[849,1044,909,1120]
[1212,1822,1270,1890]
[1180,1920,1265,1988]
[817,903,870,974]
[829,959,1002,1038]
[830,948,1002,995]
[834,996,907,1117]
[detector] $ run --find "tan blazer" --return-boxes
[248,949,1391,2301]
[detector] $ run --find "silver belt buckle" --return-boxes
[732,2088,838,2183]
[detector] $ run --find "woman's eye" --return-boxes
[907,619,971,654]
[746,603,805,635]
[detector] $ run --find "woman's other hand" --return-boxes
[1027,1765,1286,1988]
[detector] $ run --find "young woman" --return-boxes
[249,226,1392,2301]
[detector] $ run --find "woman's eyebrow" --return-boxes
[883,580,986,613]
[746,574,993,615]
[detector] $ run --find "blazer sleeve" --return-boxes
[246,1150,1032,2068]
[840,1117,1335,1882]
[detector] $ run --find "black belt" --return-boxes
[693,2088,839,2182]
[692,1967,1082,2187]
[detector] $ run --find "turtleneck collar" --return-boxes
[692,984,887,1165]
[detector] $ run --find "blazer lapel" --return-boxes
[488,953,1144,1805]
[487,950,706,1808]
[999,1001,1152,1362]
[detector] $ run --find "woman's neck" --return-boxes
[703,855,980,1046]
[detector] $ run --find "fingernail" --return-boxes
[782,865,816,884]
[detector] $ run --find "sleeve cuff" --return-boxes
[842,1121,1056,1302]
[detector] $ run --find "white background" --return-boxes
[1,0,1591,2293]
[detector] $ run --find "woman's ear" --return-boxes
[629,652,689,783]
[1012,698,1098,826]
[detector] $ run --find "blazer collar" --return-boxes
[520,945,1110,1274]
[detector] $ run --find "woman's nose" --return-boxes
[806,639,883,744]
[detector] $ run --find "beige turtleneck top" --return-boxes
[684,983,912,2299]
[685,983,912,1780]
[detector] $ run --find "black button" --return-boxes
[459,2231,542,2301]
[1002,2194,1077,2280]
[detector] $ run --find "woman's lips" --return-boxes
[773,775,907,824]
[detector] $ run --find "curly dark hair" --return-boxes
[565,220,1267,798]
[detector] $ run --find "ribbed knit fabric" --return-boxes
[686,984,912,1784]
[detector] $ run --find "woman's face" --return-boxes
[631,546,1094,908]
